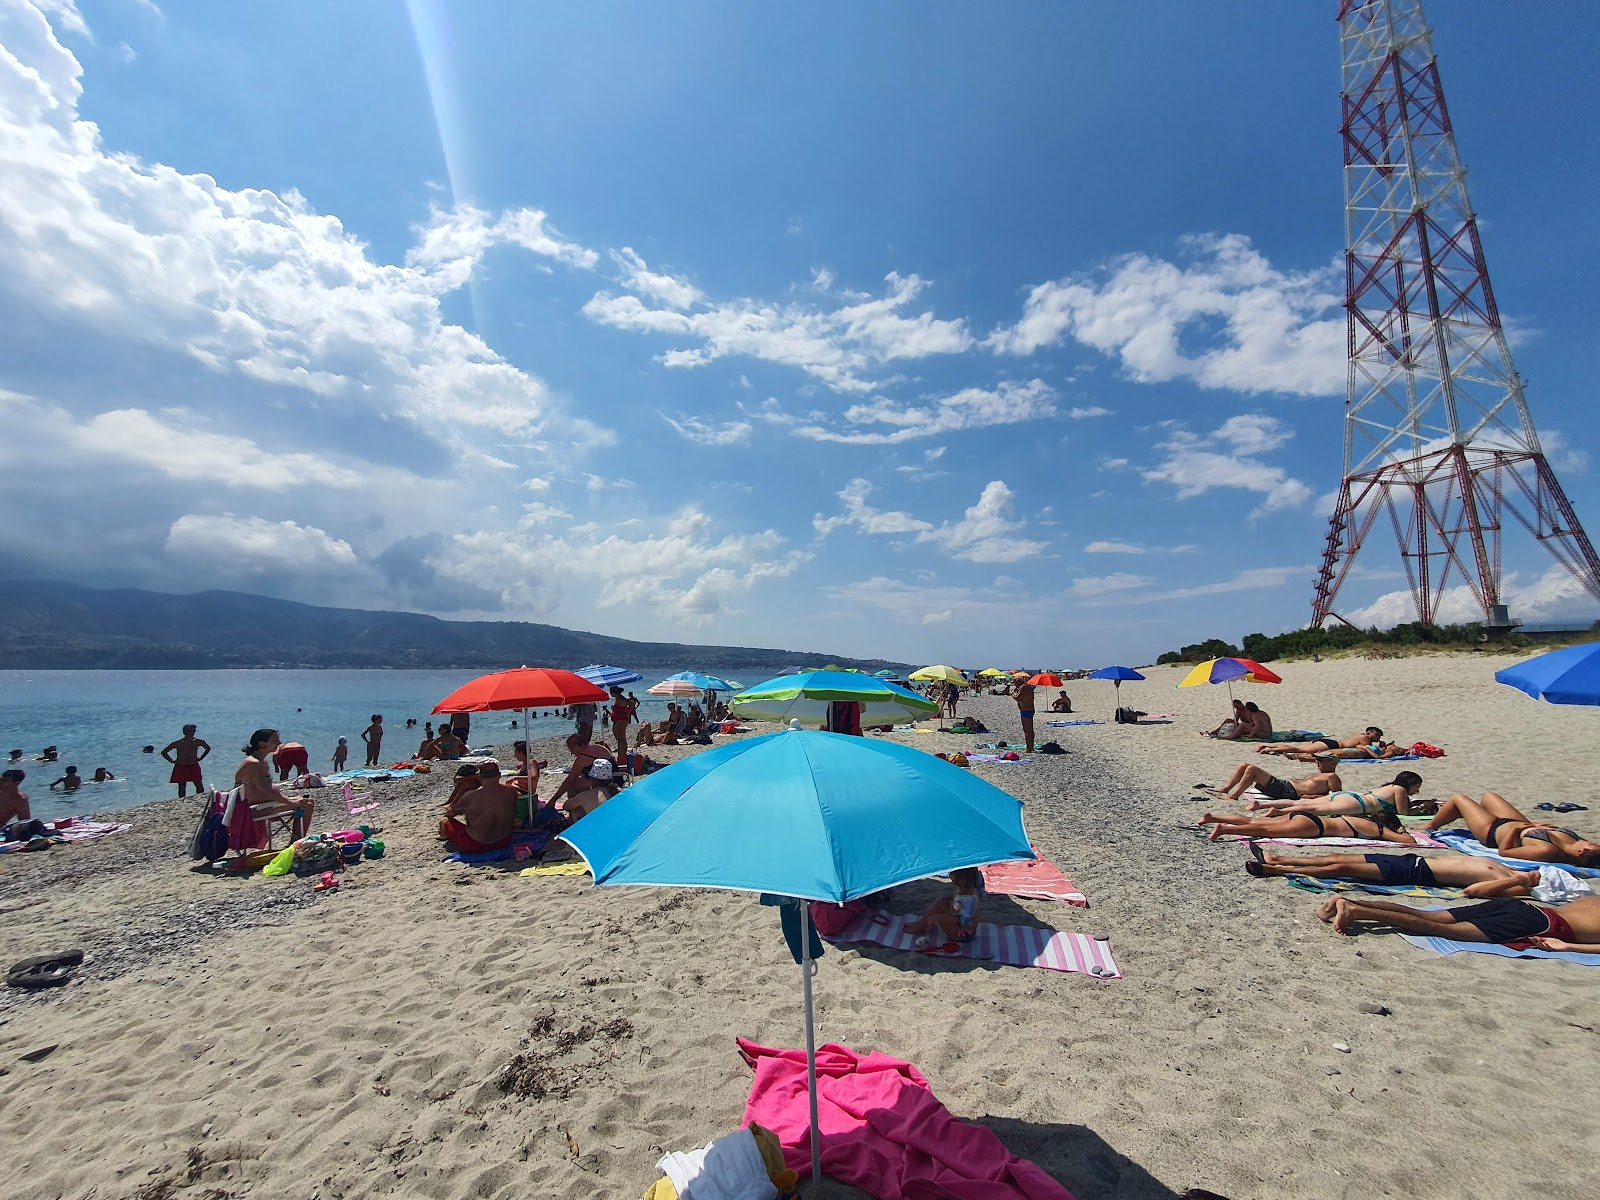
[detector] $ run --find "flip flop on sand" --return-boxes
[6,949,84,990]
[1247,840,1265,864]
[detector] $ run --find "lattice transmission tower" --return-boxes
[1312,0,1600,629]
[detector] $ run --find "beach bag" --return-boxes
[1000,751,1021,761]
[1038,741,1066,755]
[188,792,228,862]
[291,839,342,877]
[1409,741,1445,758]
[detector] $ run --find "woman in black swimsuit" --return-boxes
[1199,809,1417,844]
[1424,792,1600,868]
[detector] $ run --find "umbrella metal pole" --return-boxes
[800,901,822,1187]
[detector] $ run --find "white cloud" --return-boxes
[1070,572,1154,596]
[408,202,599,280]
[660,413,753,447]
[583,270,972,393]
[813,479,933,538]
[896,445,948,479]
[1142,413,1312,514]
[1069,405,1110,419]
[1084,540,1146,555]
[614,247,700,309]
[916,480,1049,564]
[1343,565,1600,628]
[782,378,1056,445]
[987,233,1343,397]
[165,514,358,570]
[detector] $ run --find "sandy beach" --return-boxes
[0,651,1595,1200]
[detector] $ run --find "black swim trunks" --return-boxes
[1449,898,1551,943]
[1314,737,1340,750]
[1260,775,1299,802]
[1363,853,1438,887]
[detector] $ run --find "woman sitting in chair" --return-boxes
[236,728,313,840]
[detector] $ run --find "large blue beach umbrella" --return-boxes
[560,728,1034,1183]
[1495,641,1600,706]
[575,664,643,688]
[1089,664,1146,715]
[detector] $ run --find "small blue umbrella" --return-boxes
[1495,641,1600,706]
[560,729,1033,1183]
[576,664,643,688]
[665,670,741,692]
[1089,664,1146,715]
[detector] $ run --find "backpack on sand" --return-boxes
[188,791,228,862]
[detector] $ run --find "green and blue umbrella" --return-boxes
[730,670,938,726]
[665,670,741,692]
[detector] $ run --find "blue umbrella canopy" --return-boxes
[576,664,643,688]
[1089,665,1146,682]
[1496,641,1600,706]
[665,670,741,692]
[559,729,1034,901]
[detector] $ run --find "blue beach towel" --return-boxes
[1339,755,1422,764]
[1399,934,1599,966]
[1432,829,1600,878]
[326,768,416,781]
[1044,720,1102,728]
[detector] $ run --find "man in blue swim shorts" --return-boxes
[1013,681,1036,753]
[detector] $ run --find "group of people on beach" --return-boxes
[1193,704,1600,952]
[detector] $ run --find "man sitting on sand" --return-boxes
[1244,848,1595,900]
[1316,892,1600,951]
[635,705,684,747]
[548,732,619,808]
[1425,792,1600,868]
[438,762,517,854]
[1202,700,1250,740]
[1050,693,1073,713]
[1,769,32,828]
[1257,727,1385,756]
[1209,755,1343,804]
[1241,701,1272,738]
[1243,771,1430,818]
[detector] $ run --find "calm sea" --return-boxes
[0,668,738,817]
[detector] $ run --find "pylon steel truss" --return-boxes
[1312,0,1600,627]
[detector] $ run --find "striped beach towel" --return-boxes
[978,853,1087,906]
[1399,934,1599,966]
[823,908,1120,978]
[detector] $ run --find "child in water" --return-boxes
[332,737,348,772]
[904,867,983,950]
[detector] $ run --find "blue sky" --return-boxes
[2,0,1598,665]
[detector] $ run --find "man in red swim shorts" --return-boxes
[438,762,517,854]
[161,724,211,798]
[274,741,310,781]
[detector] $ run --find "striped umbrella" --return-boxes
[576,664,643,688]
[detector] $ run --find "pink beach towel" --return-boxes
[823,908,1120,978]
[979,853,1087,907]
[736,1038,1076,1198]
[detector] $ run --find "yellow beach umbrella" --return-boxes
[977,668,1007,678]
[909,664,966,684]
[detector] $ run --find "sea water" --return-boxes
[0,669,725,817]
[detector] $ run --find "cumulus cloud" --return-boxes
[916,481,1049,564]
[771,379,1056,445]
[1083,540,1146,554]
[1070,572,1154,596]
[1342,565,1600,628]
[1069,405,1110,419]
[813,479,933,538]
[165,514,358,570]
[987,234,1343,397]
[1142,413,1313,514]
[583,269,972,393]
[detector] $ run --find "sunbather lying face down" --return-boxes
[1425,792,1600,868]
[1244,850,1593,900]
[1199,809,1416,844]
[1316,893,1600,952]
[1278,740,1409,763]
[1208,759,1342,803]
[1255,728,1383,756]
[1244,772,1428,819]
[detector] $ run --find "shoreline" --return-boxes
[0,657,1595,1197]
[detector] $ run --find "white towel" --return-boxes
[656,1128,775,1200]
[1533,866,1595,905]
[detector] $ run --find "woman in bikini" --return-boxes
[1244,771,1429,818]
[1199,807,1418,845]
[1424,792,1600,868]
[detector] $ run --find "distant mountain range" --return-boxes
[0,581,907,673]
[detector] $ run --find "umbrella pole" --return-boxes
[800,901,822,1187]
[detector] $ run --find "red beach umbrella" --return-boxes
[432,667,608,713]
[1232,658,1283,684]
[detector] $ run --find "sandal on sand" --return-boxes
[1535,803,1557,811]
[1555,803,1588,813]
[1247,840,1265,864]
[6,949,84,990]
[1244,861,1265,878]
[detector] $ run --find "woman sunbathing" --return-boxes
[1425,792,1600,868]
[1244,772,1430,818]
[1276,740,1411,763]
[1316,893,1600,950]
[1256,728,1383,756]
[1199,808,1417,844]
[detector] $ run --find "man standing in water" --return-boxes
[1013,678,1036,754]
[361,714,384,767]
[161,724,211,798]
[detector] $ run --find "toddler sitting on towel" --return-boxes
[905,867,982,950]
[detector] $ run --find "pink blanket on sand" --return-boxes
[979,852,1086,906]
[737,1038,1075,1199]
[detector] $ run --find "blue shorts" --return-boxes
[1018,710,1034,720]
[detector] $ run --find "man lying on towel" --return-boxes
[1317,892,1600,952]
[1245,849,1595,901]
[1208,755,1342,803]
[1255,727,1385,756]
[438,762,517,854]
